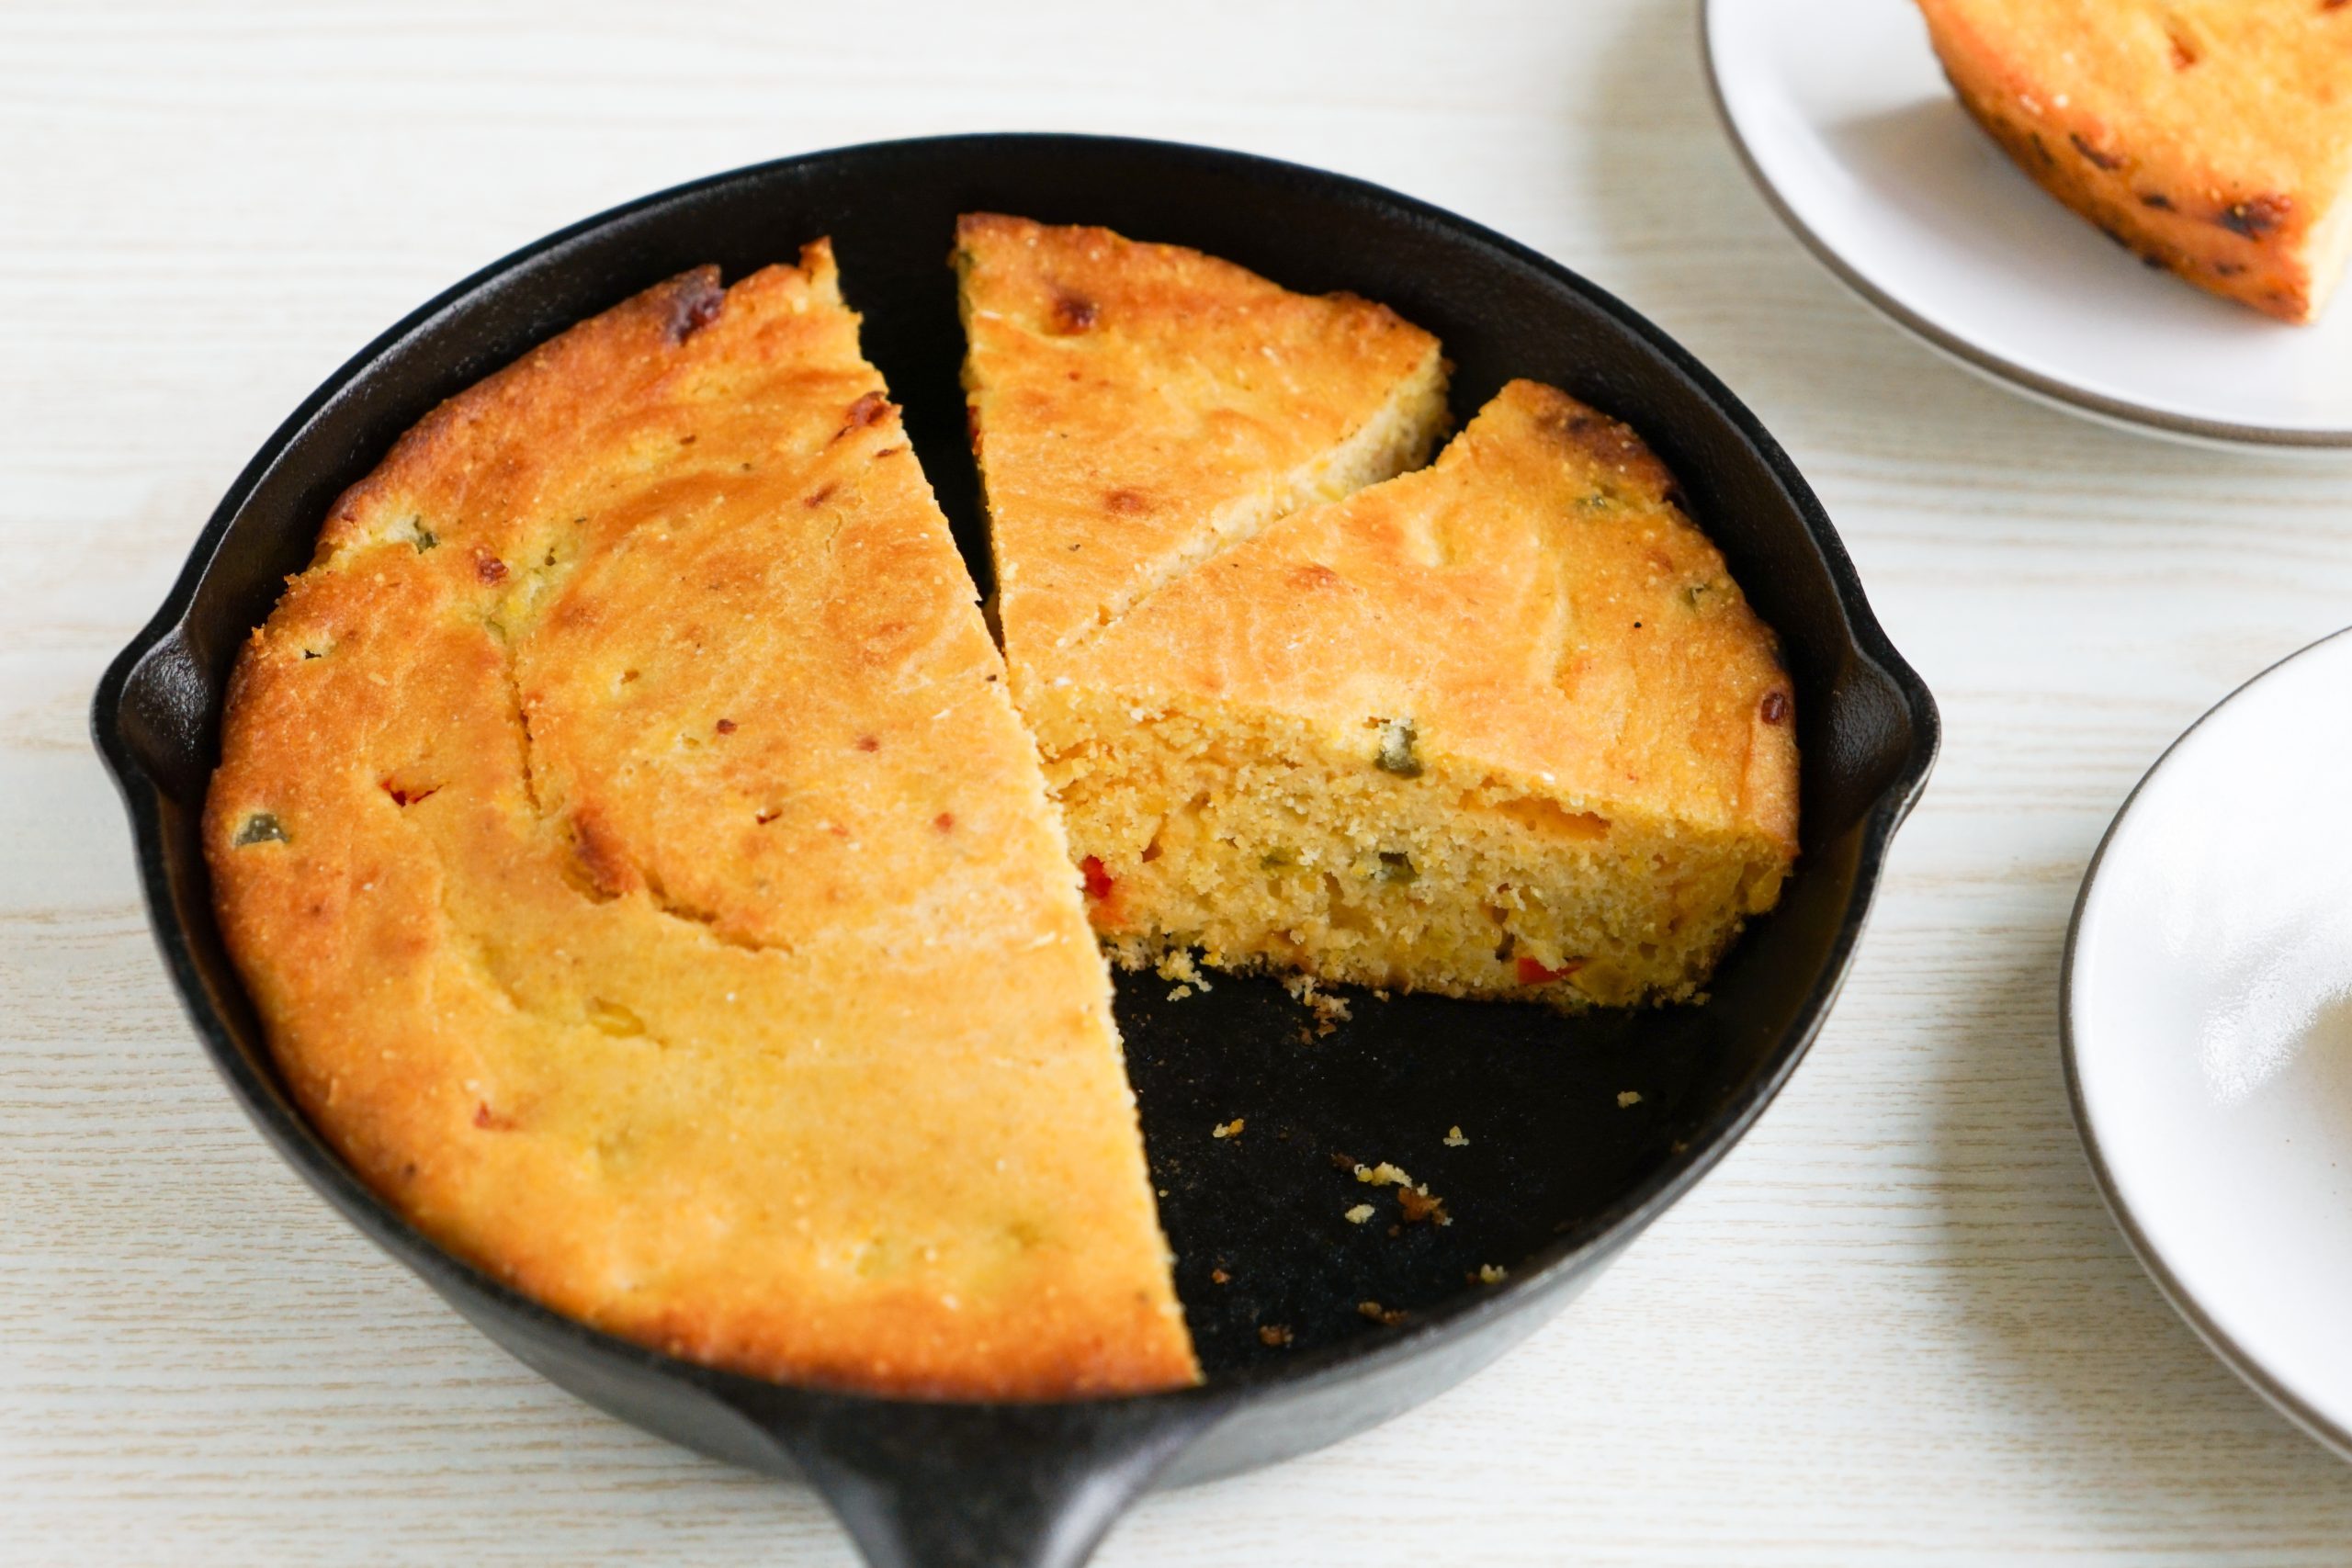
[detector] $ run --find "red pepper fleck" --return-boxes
[2069,132,2123,172]
[1080,855,1115,900]
[1760,691,1790,726]
[2219,195,2291,239]
[665,272,724,344]
[804,483,838,510]
[381,779,440,807]
[1049,290,1099,333]
[934,812,956,833]
[474,553,508,584]
[472,1102,513,1131]
[1516,956,1583,985]
[838,390,890,437]
[855,735,880,753]
[715,717,737,734]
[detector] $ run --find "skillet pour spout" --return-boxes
[89,133,1938,1566]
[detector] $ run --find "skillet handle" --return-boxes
[776,1398,1218,1568]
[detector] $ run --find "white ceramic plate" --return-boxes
[2066,627,2352,1457]
[1702,0,2352,449]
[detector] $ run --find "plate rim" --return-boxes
[2061,623,2352,1462]
[1697,0,2352,453]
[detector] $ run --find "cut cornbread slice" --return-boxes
[205,243,1196,1399]
[1022,380,1799,1010]
[1917,0,2352,322]
[953,213,1451,677]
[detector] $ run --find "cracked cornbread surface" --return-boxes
[961,230,1799,1010]
[204,243,1197,1399]
[1917,0,2352,322]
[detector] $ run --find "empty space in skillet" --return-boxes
[103,135,1922,1392]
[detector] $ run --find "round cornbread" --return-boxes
[204,244,1197,1399]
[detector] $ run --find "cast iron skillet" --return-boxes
[92,134,1936,1568]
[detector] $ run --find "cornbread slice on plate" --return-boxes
[990,376,1799,1010]
[953,213,1452,674]
[1917,0,2352,322]
[205,243,1196,1399]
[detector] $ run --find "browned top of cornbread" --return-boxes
[1918,0,2352,321]
[204,243,1197,1400]
[1069,379,1798,854]
[955,213,1447,668]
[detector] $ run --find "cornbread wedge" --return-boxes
[1917,0,2352,322]
[989,377,1799,1010]
[954,214,1452,673]
[206,244,1196,1399]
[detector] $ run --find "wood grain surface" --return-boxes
[8,1,2352,1561]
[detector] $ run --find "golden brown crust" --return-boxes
[954,213,1450,672]
[206,244,1197,1399]
[1074,380,1799,861]
[1917,0,2352,322]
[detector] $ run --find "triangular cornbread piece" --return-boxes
[1012,380,1799,1009]
[207,244,1196,1398]
[954,214,1451,677]
[1918,0,2352,321]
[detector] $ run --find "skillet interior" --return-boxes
[94,133,1936,1562]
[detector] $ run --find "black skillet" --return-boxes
[91,133,1937,1568]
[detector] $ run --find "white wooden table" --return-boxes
[10,2,2352,1561]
